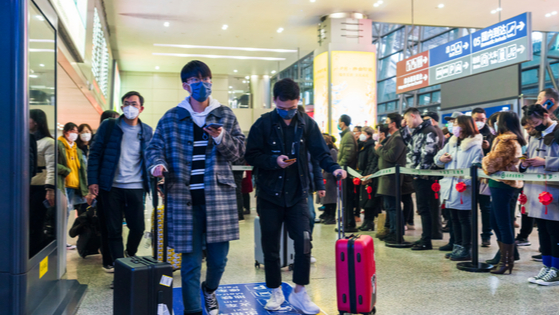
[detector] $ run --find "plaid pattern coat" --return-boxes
[146,104,245,253]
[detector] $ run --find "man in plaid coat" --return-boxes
[146,61,245,315]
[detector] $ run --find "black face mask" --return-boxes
[534,123,548,132]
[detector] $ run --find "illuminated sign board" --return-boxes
[51,0,87,59]
[397,12,531,93]
[92,8,110,97]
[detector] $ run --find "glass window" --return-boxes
[386,101,396,112]
[418,85,441,93]
[422,26,450,39]
[521,69,539,86]
[418,93,431,105]
[422,32,450,51]
[377,114,387,124]
[378,103,386,114]
[382,24,401,35]
[431,91,441,103]
[381,29,404,57]
[378,52,402,80]
[547,33,559,58]
[377,78,397,103]
[404,96,414,108]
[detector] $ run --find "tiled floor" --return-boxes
[69,196,559,315]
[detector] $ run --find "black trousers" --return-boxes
[536,218,560,258]
[344,177,356,228]
[257,197,311,288]
[449,209,472,248]
[324,203,336,219]
[363,196,383,221]
[99,188,145,263]
[96,197,114,266]
[413,178,436,244]
[243,193,251,212]
[233,171,244,220]
[518,213,535,239]
[402,193,414,225]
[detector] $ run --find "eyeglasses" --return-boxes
[186,77,212,85]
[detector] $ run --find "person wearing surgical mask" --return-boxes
[356,126,382,231]
[58,122,89,249]
[76,123,93,158]
[86,91,153,281]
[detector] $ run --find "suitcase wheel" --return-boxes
[288,264,294,271]
[255,260,260,269]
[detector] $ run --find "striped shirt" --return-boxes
[191,124,207,205]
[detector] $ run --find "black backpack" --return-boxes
[69,204,101,258]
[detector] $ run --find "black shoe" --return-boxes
[323,218,336,225]
[110,281,114,289]
[384,233,398,243]
[202,282,219,315]
[124,250,136,258]
[486,250,500,264]
[532,254,543,262]
[481,239,491,247]
[335,227,358,233]
[411,243,433,250]
[442,226,450,233]
[439,243,454,251]
[412,239,422,246]
[243,209,250,215]
[359,221,374,231]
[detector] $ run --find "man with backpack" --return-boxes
[86,91,153,287]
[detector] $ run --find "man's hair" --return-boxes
[377,124,389,136]
[180,60,212,83]
[339,114,351,127]
[100,110,119,124]
[121,91,144,106]
[386,113,402,128]
[354,126,362,132]
[541,88,559,102]
[273,78,300,101]
[403,107,420,117]
[471,107,487,115]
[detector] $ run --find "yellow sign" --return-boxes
[39,256,48,279]
[313,50,377,138]
[313,52,329,133]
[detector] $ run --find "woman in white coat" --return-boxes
[521,104,559,286]
[435,116,484,261]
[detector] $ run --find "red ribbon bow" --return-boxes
[455,182,467,204]
[366,186,373,199]
[518,193,528,214]
[323,179,327,185]
[539,191,554,215]
[432,180,441,199]
[353,177,361,193]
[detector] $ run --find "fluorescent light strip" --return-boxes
[29,39,55,43]
[154,44,297,53]
[29,49,55,52]
[153,53,286,61]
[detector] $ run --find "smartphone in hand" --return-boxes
[205,123,223,129]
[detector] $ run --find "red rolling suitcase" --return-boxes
[335,175,377,315]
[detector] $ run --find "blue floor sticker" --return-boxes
[173,282,319,315]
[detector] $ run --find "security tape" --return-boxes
[477,170,559,182]
[232,165,253,171]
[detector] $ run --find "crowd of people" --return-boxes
[27,57,559,315]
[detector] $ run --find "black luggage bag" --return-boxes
[113,176,173,315]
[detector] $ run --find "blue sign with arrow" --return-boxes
[472,12,529,53]
[430,35,472,66]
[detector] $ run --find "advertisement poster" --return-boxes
[313,52,329,133]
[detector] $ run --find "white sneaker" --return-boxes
[310,256,317,264]
[66,244,76,250]
[536,267,559,286]
[264,287,285,311]
[288,287,320,314]
[528,266,550,284]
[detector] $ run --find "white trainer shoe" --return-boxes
[264,287,285,310]
[288,287,320,314]
[536,267,559,286]
[528,266,550,284]
[310,256,317,264]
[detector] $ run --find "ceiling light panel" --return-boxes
[277,27,284,33]
[152,53,286,61]
[222,24,228,30]
[154,44,296,53]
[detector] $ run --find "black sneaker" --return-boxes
[515,238,531,246]
[532,254,543,262]
[384,233,398,243]
[335,227,358,233]
[439,243,454,251]
[411,243,433,250]
[124,250,137,258]
[481,239,491,247]
[202,282,219,315]
[102,265,115,273]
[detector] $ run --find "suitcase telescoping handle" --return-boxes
[336,167,344,240]
[162,172,169,263]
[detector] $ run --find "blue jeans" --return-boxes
[489,187,517,245]
[308,193,316,235]
[181,204,229,314]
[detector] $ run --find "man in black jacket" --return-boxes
[402,107,441,250]
[245,79,346,313]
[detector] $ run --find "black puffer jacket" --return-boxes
[356,138,379,209]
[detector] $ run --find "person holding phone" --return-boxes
[536,88,559,121]
[146,61,245,315]
[520,104,559,285]
[245,78,346,313]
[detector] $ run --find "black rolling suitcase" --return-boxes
[114,177,173,315]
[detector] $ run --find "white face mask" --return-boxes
[372,133,380,141]
[475,121,485,130]
[123,106,140,120]
[359,134,368,142]
[67,133,78,142]
[80,133,92,142]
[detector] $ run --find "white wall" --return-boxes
[121,71,270,132]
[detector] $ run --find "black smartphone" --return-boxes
[205,123,223,129]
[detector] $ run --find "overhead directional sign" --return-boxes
[397,12,531,94]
